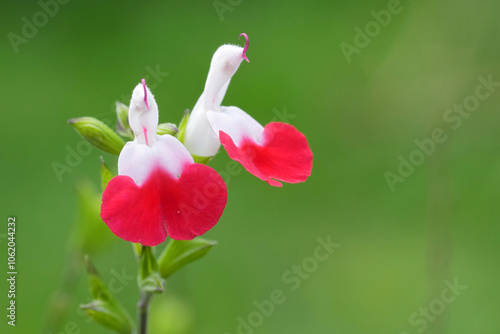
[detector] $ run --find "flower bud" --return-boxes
[68,117,125,155]
[115,102,133,139]
[156,123,178,136]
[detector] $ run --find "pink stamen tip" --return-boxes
[239,33,249,63]
[141,78,150,110]
[143,126,149,146]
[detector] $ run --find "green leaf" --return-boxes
[139,246,164,293]
[81,300,133,334]
[156,122,178,136]
[100,157,114,192]
[175,109,190,143]
[158,238,217,279]
[82,255,134,333]
[84,255,112,302]
[115,101,134,139]
[68,116,125,155]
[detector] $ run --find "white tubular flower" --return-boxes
[183,34,313,187]
[183,34,249,158]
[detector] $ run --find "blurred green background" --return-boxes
[1,0,500,333]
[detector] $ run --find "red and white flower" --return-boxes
[101,80,227,246]
[183,34,313,187]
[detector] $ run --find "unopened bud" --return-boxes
[156,123,178,136]
[68,117,125,155]
[115,102,133,139]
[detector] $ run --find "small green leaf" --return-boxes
[156,122,178,136]
[139,246,164,293]
[175,109,190,143]
[115,102,134,139]
[100,157,114,192]
[84,255,114,303]
[81,300,133,334]
[68,116,125,155]
[158,238,217,279]
[82,256,134,333]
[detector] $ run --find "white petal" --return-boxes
[207,106,264,146]
[184,44,246,157]
[183,93,221,157]
[214,79,231,109]
[118,141,155,186]
[129,82,159,146]
[203,45,245,110]
[151,134,194,179]
[118,135,195,185]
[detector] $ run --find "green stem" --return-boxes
[138,291,153,334]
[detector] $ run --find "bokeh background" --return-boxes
[1,0,500,333]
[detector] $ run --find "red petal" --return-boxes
[219,122,313,187]
[101,164,227,246]
[159,164,227,240]
[101,175,164,246]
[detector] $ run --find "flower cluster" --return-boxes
[100,34,313,246]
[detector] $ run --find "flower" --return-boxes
[183,34,313,187]
[101,80,227,246]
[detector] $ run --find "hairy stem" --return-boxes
[138,291,153,334]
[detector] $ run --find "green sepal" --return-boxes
[68,117,125,155]
[156,123,178,136]
[132,243,142,261]
[158,238,217,279]
[139,246,164,293]
[82,255,134,333]
[175,109,190,143]
[115,102,134,139]
[192,154,213,165]
[81,300,133,334]
[99,157,114,192]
